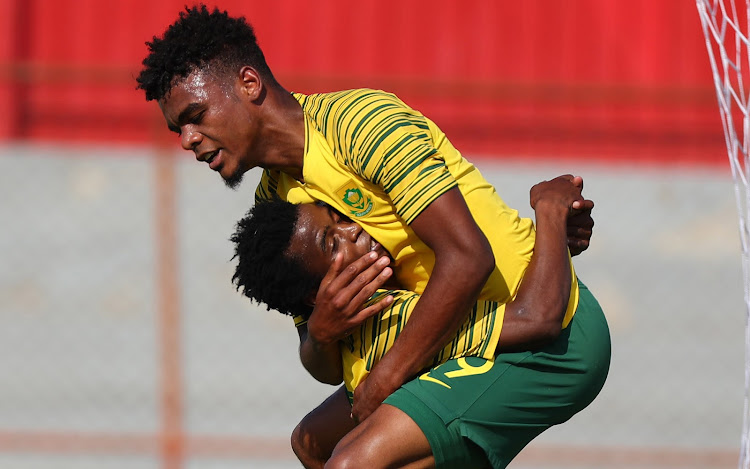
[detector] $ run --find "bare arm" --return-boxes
[299,251,394,385]
[297,324,343,385]
[565,176,595,256]
[351,177,591,419]
[496,175,587,351]
[352,187,494,421]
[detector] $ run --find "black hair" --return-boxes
[136,4,275,101]
[231,198,320,318]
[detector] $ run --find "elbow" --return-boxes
[304,362,343,385]
[504,304,563,349]
[479,247,495,280]
[530,302,566,345]
[438,237,494,287]
[472,237,495,282]
[536,320,562,345]
[307,367,343,386]
[520,319,561,350]
[319,375,344,386]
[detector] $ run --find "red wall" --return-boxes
[0,0,725,164]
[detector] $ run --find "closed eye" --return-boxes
[189,111,204,125]
[331,237,339,254]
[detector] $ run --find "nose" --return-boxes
[332,221,361,243]
[180,126,202,152]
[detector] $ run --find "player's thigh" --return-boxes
[293,385,356,465]
[327,403,434,469]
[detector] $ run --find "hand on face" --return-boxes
[290,203,395,345]
[306,251,394,345]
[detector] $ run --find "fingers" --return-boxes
[325,252,379,289]
[531,176,586,212]
[327,253,391,295]
[551,174,584,195]
[352,294,395,324]
[567,210,595,229]
[567,238,590,256]
[339,261,393,315]
[570,198,594,214]
[316,251,393,330]
[320,252,346,288]
[567,210,594,257]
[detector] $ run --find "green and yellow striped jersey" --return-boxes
[256,88,579,366]
[295,289,505,401]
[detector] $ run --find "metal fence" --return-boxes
[0,143,744,468]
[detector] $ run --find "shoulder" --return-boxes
[295,89,408,114]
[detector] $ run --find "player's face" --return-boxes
[287,203,391,279]
[158,69,261,189]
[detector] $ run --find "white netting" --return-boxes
[696,0,750,467]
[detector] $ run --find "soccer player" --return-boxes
[137,5,599,426]
[231,175,610,468]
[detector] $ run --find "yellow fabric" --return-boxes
[340,290,505,396]
[255,89,579,391]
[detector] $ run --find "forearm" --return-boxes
[298,326,343,385]
[499,200,572,350]
[350,187,494,414]
[365,254,493,390]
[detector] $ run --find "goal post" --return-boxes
[696,1,750,467]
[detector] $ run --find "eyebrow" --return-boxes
[167,103,202,133]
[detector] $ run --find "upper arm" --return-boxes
[409,187,494,268]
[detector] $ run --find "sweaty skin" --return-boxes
[289,175,586,468]
[141,12,599,467]
[159,67,594,423]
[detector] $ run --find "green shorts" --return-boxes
[383,281,611,469]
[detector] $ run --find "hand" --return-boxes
[350,374,392,424]
[307,251,394,345]
[530,175,594,256]
[565,175,594,256]
[530,174,584,211]
[566,203,594,256]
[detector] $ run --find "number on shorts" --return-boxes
[418,357,494,389]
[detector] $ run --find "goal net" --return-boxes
[696,0,750,466]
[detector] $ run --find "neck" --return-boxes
[260,85,306,180]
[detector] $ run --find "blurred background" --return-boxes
[0,0,745,468]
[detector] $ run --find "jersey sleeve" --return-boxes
[333,91,458,224]
[293,315,308,328]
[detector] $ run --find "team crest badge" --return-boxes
[341,187,373,217]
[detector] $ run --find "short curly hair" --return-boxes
[231,198,321,319]
[136,4,275,101]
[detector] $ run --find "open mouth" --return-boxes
[368,236,391,260]
[205,150,219,164]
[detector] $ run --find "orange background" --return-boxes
[0,0,724,164]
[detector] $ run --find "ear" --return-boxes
[238,66,263,101]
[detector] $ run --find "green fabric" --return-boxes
[384,281,611,469]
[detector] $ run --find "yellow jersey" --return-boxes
[256,88,578,370]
